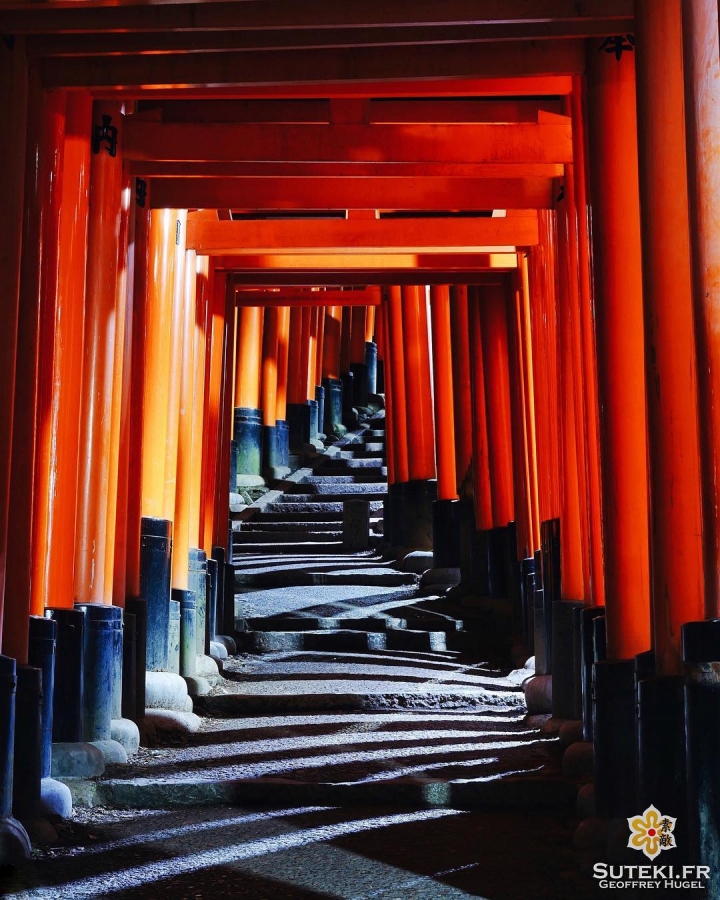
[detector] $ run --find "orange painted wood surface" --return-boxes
[189,256,209,549]
[402,285,436,482]
[261,307,280,427]
[635,0,704,674]
[275,305,290,421]
[468,289,493,531]
[386,286,409,484]
[479,285,515,527]
[587,41,650,657]
[234,306,263,409]
[74,100,124,607]
[430,285,458,501]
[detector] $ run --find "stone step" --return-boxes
[253,509,345,522]
[321,457,387,470]
[237,521,343,532]
[274,493,387,504]
[302,482,388,495]
[234,568,418,588]
[90,773,576,812]
[234,530,343,544]
[234,542,345,555]
[239,629,388,654]
[242,615,407,632]
[263,500,385,513]
[302,473,387,484]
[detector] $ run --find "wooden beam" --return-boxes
[25,20,625,58]
[1,1,634,35]
[215,252,520,272]
[186,216,538,254]
[230,271,510,286]
[235,288,381,307]
[124,119,572,166]
[40,41,585,91]
[150,176,554,211]
[131,160,566,180]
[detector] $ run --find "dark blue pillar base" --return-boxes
[350,362,369,408]
[365,342,378,396]
[233,407,264,485]
[124,599,146,719]
[178,590,196,676]
[286,402,311,451]
[121,610,136,721]
[307,399,320,443]
[432,499,461,568]
[140,516,172,672]
[579,606,605,741]
[45,608,84,743]
[0,655,17,818]
[229,439,238,493]
[28,616,57,778]
[188,548,207,658]
[168,594,181,674]
[402,479,436,551]
[322,378,345,438]
[593,659,637,818]
[206,557,218,648]
[13,666,42,821]
[74,603,119,741]
[262,424,290,479]
[314,385,326,439]
[551,600,586,720]
[340,371,357,428]
[376,358,385,394]
[637,675,686,820]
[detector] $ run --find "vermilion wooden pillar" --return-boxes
[286,307,304,406]
[468,289,493,532]
[570,79,606,609]
[587,40,651,659]
[299,307,313,402]
[350,306,367,365]
[450,286,473,500]
[189,256,209,550]
[213,281,234,550]
[402,285,435,482]
[74,101,124,607]
[103,172,132,605]
[506,273,532,559]
[163,210,187,524]
[171,248,197,591]
[314,306,325,391]
[528,213,561,527]
[322,306,342,381]
[201,268,224,554]
[234,307,263,410]
[365,306,376,344]
[275,306,290,423]
[30,93,92,613]
[0,34,28,648]
[378,300,396,482]
[479,285,515,527]
[636,0,705,675]
[684,0,720,618]
[308,307,320,399]
[125,202,150,598]
[140,209,175,520]
[386,286,409,484]
[340,306,352,374]
[553,212,586,600]
[7,87,64,653]
[518,260,541,550]
[429,285,457,502]
[261,307,280,427]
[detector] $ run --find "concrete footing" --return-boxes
[38,777,72,819]
[145,671,191,711]
[523,674,553,714]
[196,655,219,677]
[111,717,140,755]
[51,742,105,779]
[143,709,201,734]
[89,739,128,765]
[0,815,32,863]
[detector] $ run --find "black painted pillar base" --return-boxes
[233,407,264,486]
[551,600,586,720]
[637,675,686,821]
[13,666,42,821]
[263,423,291,480]
[578,606,605,741]
[178,590,196,677]
[0,655,31,863]
[376,358,385,394]
[432,499,461,568]
[402,479,436,551]
[350,362,369,408]
[140,516,172,672]
[287,402,311,451]
[315,385,326,439]
[683,620,720,888]
[307,399,320,443]
[229,439,238,493]
[188,549,207,659]
[340,371,356,427]
[323,378,345,438]
[593,658,637,818]
[365,342,378,396]
[277,419,290,468]
[519,557,536,653]
[28,617,57,778]
[125,599,146,719]
[44,608,84,743]
[74,603,120,740]
[384,482,405,547]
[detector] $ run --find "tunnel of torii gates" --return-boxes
[3,0,720,879]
